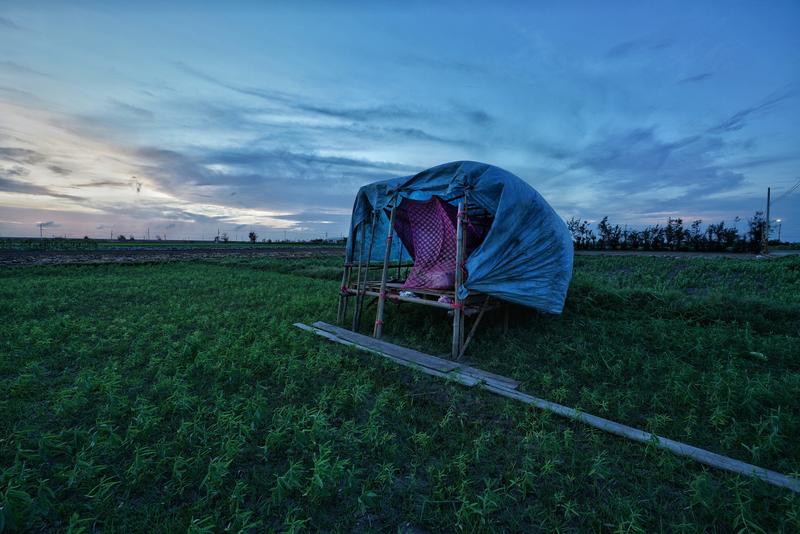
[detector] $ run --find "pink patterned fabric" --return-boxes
[393,197,491,290]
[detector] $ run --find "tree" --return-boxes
[665,218,686,250]
[117,234,127,241]
[596,217,622,249]
[220,232,229,243]
[249,231,257,244]
[748,211,766,253]
[689,220,703,251]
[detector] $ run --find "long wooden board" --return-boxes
[312,321,460,373]
[310,321,520,389]
[295,322,800,494]
[295,323,481,386]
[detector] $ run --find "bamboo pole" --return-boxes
[451,199,465,359]
[345,288,453,309]
[374,198,397,338]
[764,186,771,254]
[342,221,367,328]
[353,214,376,332]
[396,238,403,280]
[345,222,366,326]
[460,196,468,351]
[457,297,490,360]
[342,262,352,322]
[336,266,348,323]
[337,224,359,324]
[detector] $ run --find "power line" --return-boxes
[771,178,800,206]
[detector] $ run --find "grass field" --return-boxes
[1,254,799,531]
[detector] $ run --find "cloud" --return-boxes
[678,72,713,84]
[606,36,671,58]
[396,54,487,75]
[0,17,21,31]
[706,90,797,134]
[0,171,85,200]
[172,61,494,129]
[0,60,49,77]
[557,89,798,213]
[109,99,154,119]
[1,164,29,178]
[72,179,128,188]
[48,165,72,176]
[171,61,297,107]
[0,147,47,165]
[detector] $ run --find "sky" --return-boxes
[1,1,799,241]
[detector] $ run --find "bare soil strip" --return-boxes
[0,246,345,266]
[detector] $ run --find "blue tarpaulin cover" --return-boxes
[345,161,573,314]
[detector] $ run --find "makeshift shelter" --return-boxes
[337,161,573,358]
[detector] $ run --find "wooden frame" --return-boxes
[337,193,506,359]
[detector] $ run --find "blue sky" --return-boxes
[1,1,798,240]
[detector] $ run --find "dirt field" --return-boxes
[0,245,345,266]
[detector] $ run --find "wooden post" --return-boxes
[336,261,351,324]
[342,222,366,325]
[457,297,490,360]
[460,197,468,351]
[374,198,397,338]
[396,238,403,280]
[764,186,771,254]
[451,199,465,359]
[353,214,376,332]
[337,225,359,324]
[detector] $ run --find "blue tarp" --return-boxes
[345,161,573,314]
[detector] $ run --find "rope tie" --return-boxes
[340,285,349,295]
[374,319,384,327]
[385,235,393,243]
[379,291,387,299]
[451,301,464,310]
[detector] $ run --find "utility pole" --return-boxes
[764,187,771,254]
[147,227,150,240]
[39,223,43,238]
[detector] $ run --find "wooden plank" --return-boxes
[295,323,480,387]
[296,322,800,494]
[458,365,520,389]
[312,321,460,373]
[313,321,518,389]
[480,383,800,493]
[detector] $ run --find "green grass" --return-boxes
[1,255,799,532]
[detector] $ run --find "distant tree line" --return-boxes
[567,212,770,253]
